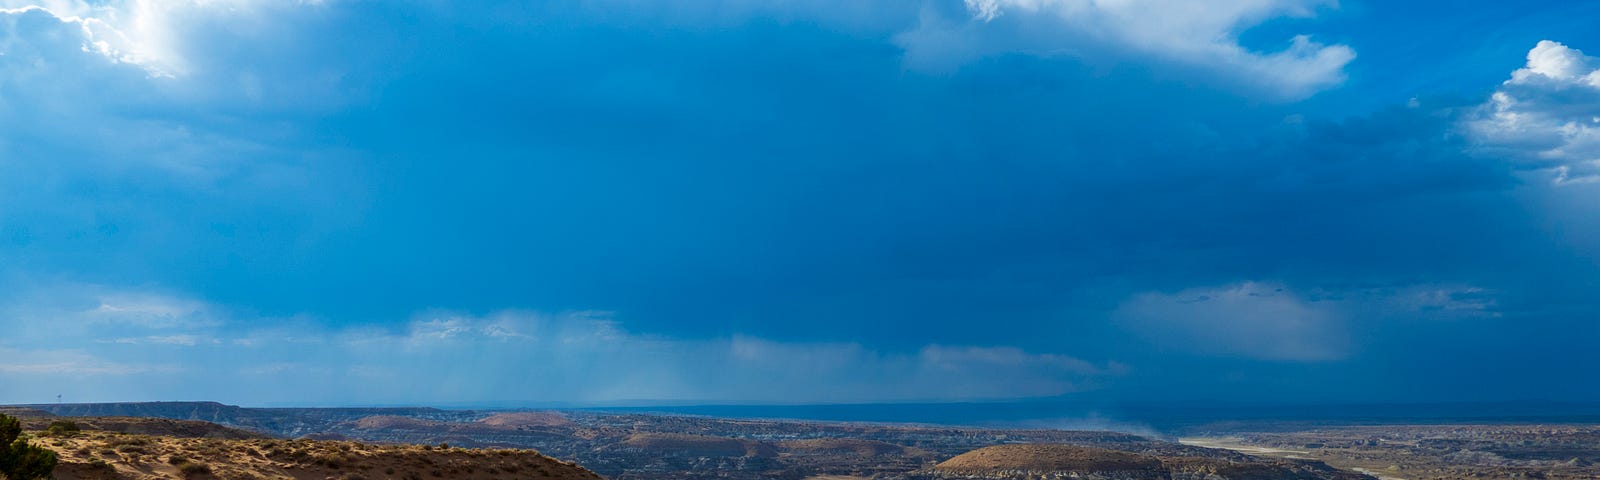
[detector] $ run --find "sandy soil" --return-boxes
[35,430,601,480]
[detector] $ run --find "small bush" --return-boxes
[44,420,82,438]
[86,457,117,474]
[114,445,147,454]
[176,461,212,478]
[315,454,350,469]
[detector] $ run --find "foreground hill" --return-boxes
[26,419,601,480]
[917,443,1371,480]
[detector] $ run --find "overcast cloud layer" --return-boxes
[1,0,1599,406]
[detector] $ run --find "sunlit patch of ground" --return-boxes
[1180,437,1405,479]
[1180,437,1311,457]
[32,430,601,480]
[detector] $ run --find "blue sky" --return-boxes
[1,0,1598,406]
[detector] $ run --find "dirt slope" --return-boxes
[22,416,268,439]
[477,413,572,428]
[934,443,1164,475]
[37,430,602,480]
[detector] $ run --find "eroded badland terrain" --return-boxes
[5,403,1598,480]
[1182,424,1600,480]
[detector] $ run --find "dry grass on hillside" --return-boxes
[933,444,1164,475]
[36,432,601,480]
[21,417,268,440]
[475,413,572,428]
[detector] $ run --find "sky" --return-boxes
[1,0,1598,407]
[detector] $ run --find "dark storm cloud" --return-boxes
[0,0,1596,403]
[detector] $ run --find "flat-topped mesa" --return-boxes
[928,444,1166,479]
[18,416,268,440]
[23,402,249,423]
[477,412,573,428]
[0,407,55,418]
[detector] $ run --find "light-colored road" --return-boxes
[1178,437,1311,456]
[1179,437,1409,480]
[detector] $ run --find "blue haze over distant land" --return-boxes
[584,399,1600,433]
[1,0,1599,408]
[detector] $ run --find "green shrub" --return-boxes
[86,457,115,471]
[114,444,147,454]
[105,437,149,447]
[314,453,349,469]
[0,414,58,480]
[176,461,212,478]
[44,420,81,438]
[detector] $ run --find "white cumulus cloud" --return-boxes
[899,0,1354,100]
[1468,40,1600,183]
